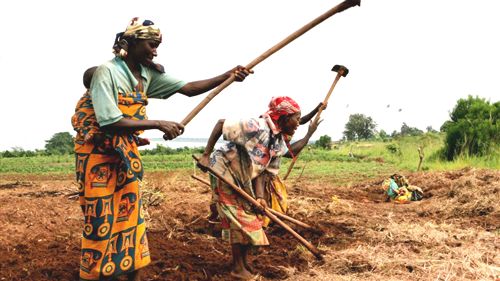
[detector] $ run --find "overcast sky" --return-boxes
[1,0,499,151]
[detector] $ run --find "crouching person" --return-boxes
[383,173,424,203]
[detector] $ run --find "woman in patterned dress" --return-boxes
[197,96,320,280]
[72,17,251,281]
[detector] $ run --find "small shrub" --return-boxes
[315,135,332,149]
[386,143,401,155]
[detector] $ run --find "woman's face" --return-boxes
[279,112,301,136]
[128,39,160,66]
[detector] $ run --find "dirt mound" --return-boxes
[0,168,498,280]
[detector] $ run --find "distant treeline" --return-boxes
[0,142,204,158]
[2,95,497,162]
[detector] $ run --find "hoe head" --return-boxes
[332,65,349,77]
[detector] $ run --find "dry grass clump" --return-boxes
[141,180,166,208]
[138,180,165,229]
[287,244,316,263]
[446,176,498,218]
[287,216,499,281]
[289,196,326,218]
[420,170,499,219]
[324,195,354,216]
[289,194,355,219]
[142,171,215,233]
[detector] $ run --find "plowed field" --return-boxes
[0,168,498,280]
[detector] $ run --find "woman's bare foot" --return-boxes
[231,244,257,280]
[230,268,257,280]
[242,250,255,274]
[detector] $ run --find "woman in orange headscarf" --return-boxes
[72,18,252,281]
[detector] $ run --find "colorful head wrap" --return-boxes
[113,17,162,58]
[261,96,301,160]
[261,96,301,134]
[266,96,301,121]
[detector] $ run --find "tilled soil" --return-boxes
[0,168,498,281]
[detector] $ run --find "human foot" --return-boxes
[230,270,260,280]
[243,261,255,274]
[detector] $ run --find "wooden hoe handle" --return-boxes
[191,174,211,186]
[312,68,347,125]
[192,155,323,259]
[181,0,361,126]
[283,65,348,180]
[190,173,312,229]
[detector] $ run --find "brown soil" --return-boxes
[0,168,498,281]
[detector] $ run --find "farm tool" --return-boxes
[283,64,349,180]
[165,0,361,139]
[192,155,323,259]
[190,172,312,229]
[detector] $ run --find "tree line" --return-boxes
[1,96,497,161]
[0,133,202,158]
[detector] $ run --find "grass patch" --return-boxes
[0,134,498,177]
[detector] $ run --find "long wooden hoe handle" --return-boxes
[283,69,346,180]
[180,0,361,126]
[312,71,345,125]
[190,172,312,229]
[191,174,211,186]
[192,155,323,259]
[267,208,312,229]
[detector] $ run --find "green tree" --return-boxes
[442,95,499,160]
[379,129,389,140]
[343,113,376,141]
[45,132,74,155]
[400,122,424,136]
[426,126,438,133]
[315,135,332,149]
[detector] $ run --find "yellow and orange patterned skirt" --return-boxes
[72,91,151,280]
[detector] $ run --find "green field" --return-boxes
[1,134,498,178]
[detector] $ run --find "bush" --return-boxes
[378,130,389,141]
[441,96,499,160]
[386,143,401,155]
[315,135,332,149]
[45,132,74,155]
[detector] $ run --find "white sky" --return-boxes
[1,0,499,151]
